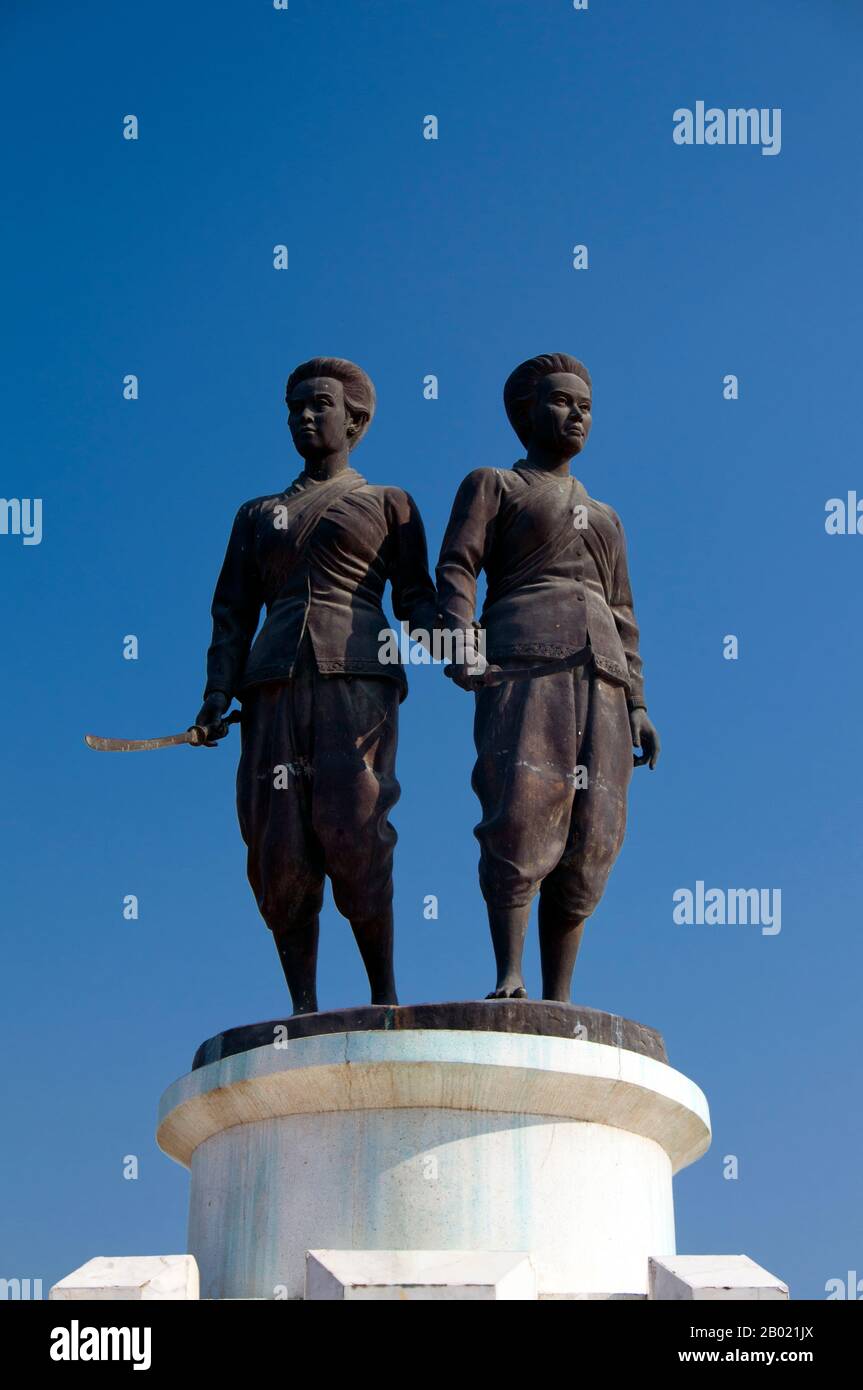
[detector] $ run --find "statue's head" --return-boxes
[285,357,376,459]
[503,353,592,460]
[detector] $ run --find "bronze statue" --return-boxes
[194,358,437,1015]
[436,353,660,1002]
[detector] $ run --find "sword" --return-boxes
[445,646,592,687]
[84,710,242,752]
[444,650,648,767]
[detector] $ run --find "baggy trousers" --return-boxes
[236,636,400,929]
[471,657,633,916]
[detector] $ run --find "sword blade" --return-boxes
[479,647,593,686]
[84,711,241,752]
[84,731,194,752]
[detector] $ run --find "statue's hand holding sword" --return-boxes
[84,693,241,752]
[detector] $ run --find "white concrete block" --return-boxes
[306,1250,537,1300]
[49,1255,200,1301]
[649,1255,788,1301]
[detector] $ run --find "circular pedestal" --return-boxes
[157,1003,710,1300]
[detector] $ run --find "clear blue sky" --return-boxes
[2,0,861,1300]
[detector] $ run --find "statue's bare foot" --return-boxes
[485,979,528,1000]
[371,990,399,1006]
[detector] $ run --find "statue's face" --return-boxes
[529,372,592,458]
[287,376,352,458]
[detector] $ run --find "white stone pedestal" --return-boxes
[157,1010,710,1300]
[649,1255,789,1301]
[49,1255,199,1301]
[305,1249,538,1300]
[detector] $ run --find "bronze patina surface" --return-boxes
[191,1000,668,1070]
[194,357,436,1015]
[437,354,661,1003]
